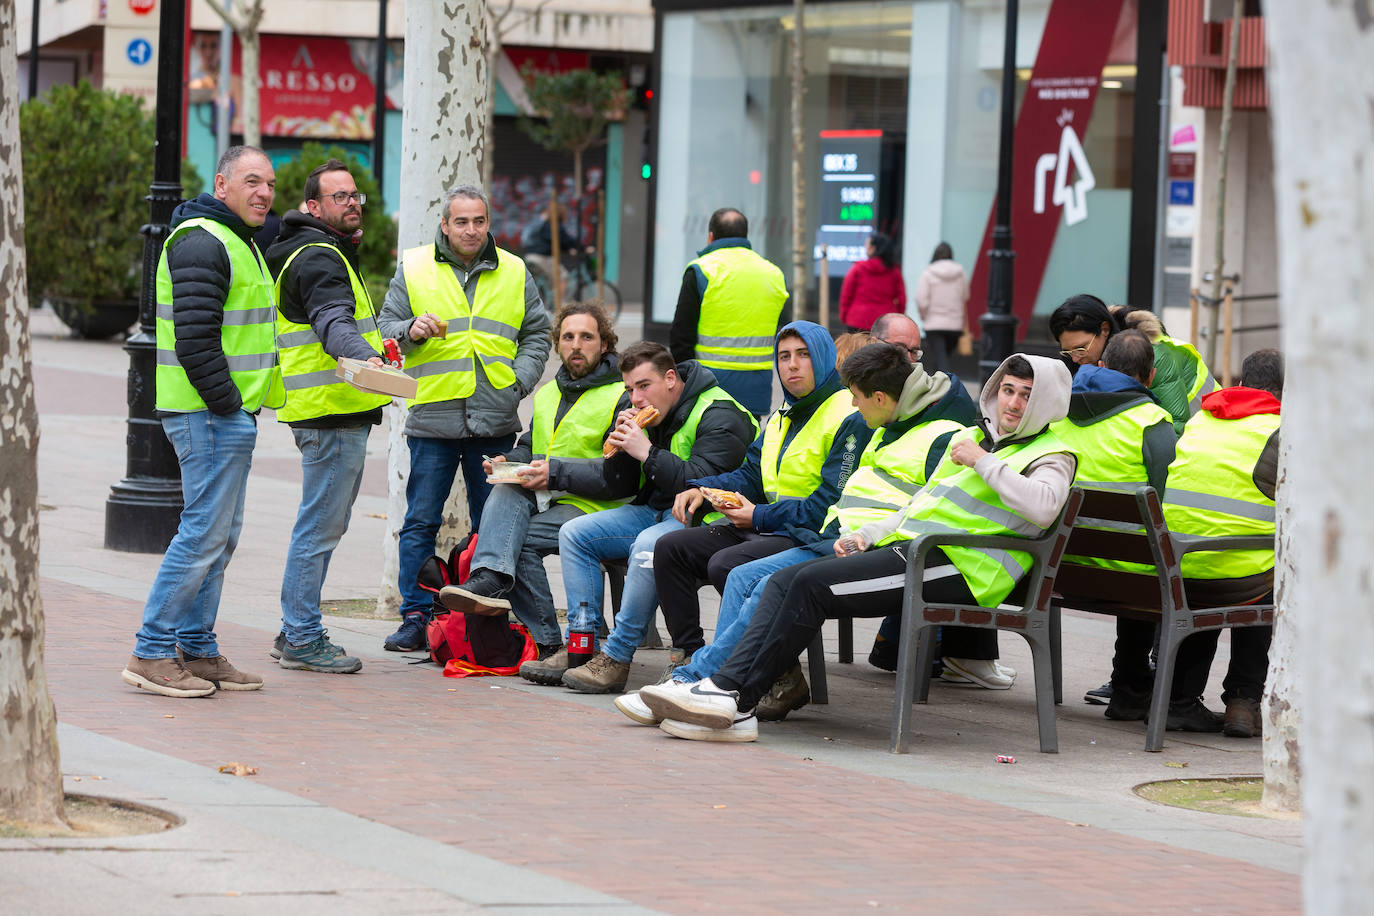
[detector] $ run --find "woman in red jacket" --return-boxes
[839,232,905,332]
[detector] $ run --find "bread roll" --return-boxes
[602,406,660,458]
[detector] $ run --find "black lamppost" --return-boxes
[104,0,186,552]
[372,0,388,187]
[979,0,1019,384]
[27,0,40,99]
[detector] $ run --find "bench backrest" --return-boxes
[1056,485,1183,615]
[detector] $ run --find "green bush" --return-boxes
[20,81,202,307]
[270,142,398,304]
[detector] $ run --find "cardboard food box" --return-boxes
[335,358,417,399]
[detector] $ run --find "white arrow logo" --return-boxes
[1033,124,1096,226]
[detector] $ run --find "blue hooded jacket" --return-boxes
[691,320,871,544]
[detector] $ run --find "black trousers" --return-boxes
[653,525,794,656]
[712,544,996,711]
[923,330,963,375]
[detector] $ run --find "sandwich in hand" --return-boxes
[699,486,744,509]
[602,406,660,458]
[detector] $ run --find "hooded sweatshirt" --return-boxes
[265,209,384,428]
[691,320,871,544]
[855,353,1076,546]
[913,258,969,332]
[1056,364,1177,495]
[159,193,268,417]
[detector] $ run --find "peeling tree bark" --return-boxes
[0,0,66,829]
[1267,1,1374,908]
[205,0,265,149]
[1262,433,1299,812]
[379,1,488,615]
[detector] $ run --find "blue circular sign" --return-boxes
[126,38,153,67]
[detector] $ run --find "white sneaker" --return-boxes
[614,691,661,726]
[940,660,1016,685]
[639,677,739,730]
[660,713,758,743]
[941,657,1016,690]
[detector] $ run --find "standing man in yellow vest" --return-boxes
[1106,349,1282,737]
[121,145,281,699]
[670,207,789,417]
[264,159,387,674]
[378,186,552,652]
[641,355,1075,742]
[435,301,632,658]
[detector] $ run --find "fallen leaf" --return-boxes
[366,512,387,519]
[1067,822,1089,827]
[713,805,727,809]
[218,762,259,777]
[163,714,175,719]
[72,776,82,782]
[1164,761,1188,768]
[448,688,457,692]
[92,776,104,781]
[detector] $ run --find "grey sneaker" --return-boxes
[270,631,286,660]
[279,631,363,674]
[177,649,264,691]
[756,664,810,722]
[520,646,569,686]
[120,655,216,698]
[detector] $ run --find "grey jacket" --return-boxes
[379,227,551,439]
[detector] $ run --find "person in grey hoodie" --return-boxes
[639,354,1076,742]
[378,185,551,652]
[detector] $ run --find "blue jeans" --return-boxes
[134,410,257,659]
[674,543,828,682]
[557,504,682,663]
[469,483,582,647]
[398,433,514,618]
[279,425,371,645]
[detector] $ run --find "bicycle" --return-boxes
[525,248,623,324]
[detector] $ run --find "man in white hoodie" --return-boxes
[639,354,1075,742]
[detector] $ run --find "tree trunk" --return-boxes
[1262,432,1299,812]
[0,0,66,830]
[790,0,807,317]
[1266,1,1374,908]
[239,25,261,148]
[1205,0,1243,367]
[379,0,488,616]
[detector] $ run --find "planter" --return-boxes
[51,298,140,341]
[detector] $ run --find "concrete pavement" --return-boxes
[4,305,1302,913]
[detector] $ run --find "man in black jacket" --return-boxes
[265,159,387,675]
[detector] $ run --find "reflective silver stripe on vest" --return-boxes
[283,368,348,391]
[482,353,515,369]
[835,493,901,512]
[156,350,274,370]
[696,350,772,366]
[404,358,476,379]
[156,303,173,322]
[471,315,519,339]
[356,315,379,336]
[901,519,1026,582]
[1075,480,1146,493]
[760,492,802,504]
[923,482,1047,537]
[1165,488,1276,523]
[277,328,321,348]
[871,467,921,496]
[698,333,777,349]
[223,306,278,326]
[1189,374,1219,413]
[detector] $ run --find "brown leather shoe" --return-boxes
[177,649,264,691]
[560,651,630,694]
[121,655,216,698]
[1223,697,1261,738]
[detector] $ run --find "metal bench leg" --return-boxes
[1028,633,1059,753]
[914,625,935,703]
[807,631,828,705]
[1145,626,1180,753]
[1049,605,1063,705]
[890,618,923,754]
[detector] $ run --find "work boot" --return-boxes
[1104,683,1151,721]
[438,569,513,615]
[1163,696,1224,733]
[520,646,569,686]
[1223,697,1262,738]
[756,664,811,722]
[176,649,264,691]
[279,631,363,674]
[383,613,429,652]
[120,656,216,698]
[561,651,631,694]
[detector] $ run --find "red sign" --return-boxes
[232,35,387,139]
[129,0,155,13]
[1168,152,1196,180]
[967,0,1126,339]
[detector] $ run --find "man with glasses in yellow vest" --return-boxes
[263,159,386,674]
[435,301,632,659]
[379,186,552,652]
[670,207,789,417]
[121,145,282,699]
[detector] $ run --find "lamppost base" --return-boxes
[105,479,182,553]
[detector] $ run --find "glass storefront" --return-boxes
[652,0,1140,337]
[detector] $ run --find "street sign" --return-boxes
[126,39,153,67]
[1169,180,1195,206]
[814,129,882,278]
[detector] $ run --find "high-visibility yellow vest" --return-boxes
[400,244,527,405]
[273,243,390,423]
[155,217,282,412]
[668,386,758,459]
[822,417,967,534]
[530,378,627,515]
[880,427,1074,606]
[689,245,788,373]
[1164,408,1278,580]
[759,389,860,503]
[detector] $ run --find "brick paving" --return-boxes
[46,574,1300,914]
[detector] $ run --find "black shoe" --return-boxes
[1165,697,1224,733]
[535,642,563,662]
[383,613,429,652]
[1083,681,1112,705]
[439,569,513,614]
[1104,683,1151,721]
[868,637,897,672]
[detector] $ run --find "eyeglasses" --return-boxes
[321,191,366,206]
[1059,346,1093,360]
[875,337,922,363]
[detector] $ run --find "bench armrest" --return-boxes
[1172,532,1274,554]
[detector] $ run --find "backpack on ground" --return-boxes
[415,533,535,677]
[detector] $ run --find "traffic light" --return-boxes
[641,162,652,180]
[639,124,652,182]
